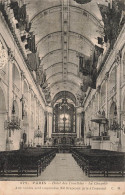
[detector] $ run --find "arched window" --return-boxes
[101,82,106,105]
[0,87,6,151]
[109,101,117,128]
[12,64,20,91]
[123,52,125,81]
[109,66,117,94]
[53,98,76,133]
[122,97,125,134]
[24,81,29,101]
[13,100,19,116]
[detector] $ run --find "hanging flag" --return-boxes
[27,53,37,71]
[18,4,26,22]
[46,96,51,104]
[95,45,104,57]
[10,2,19,20]
[104,35,108,43]
[41,81,48,89]
[42,72,46,83]
[98,37,103,45]
[80,84,88,92]
[74,0,92,4]
[21,35,26,42]
[27,33,36,53]
[79,56,84,73]
[90,68,97,89]
[84,59,92,75]
[25,15,31,32]
[45,91,50,97]
[119,10,125,25]
[44,90,50,96]
[25,43,28,49]
[42,87,50,93]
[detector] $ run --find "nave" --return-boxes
[0,0,125,184]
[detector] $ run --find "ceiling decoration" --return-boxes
[6,0,124,105]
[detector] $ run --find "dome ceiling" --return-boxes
[25,0,106,104]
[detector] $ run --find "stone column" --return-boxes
[46,112,49,138]
[97,85,101,111]
[76,107,83,138]
[34,94,37,130]
[116,51,122,150]
[39,106,45,145]
[105,72,109,118]
[48,112,53,138]
[46,106,53,139]
[20,71,25,135]
[28,86,32,145]
[116,61,121,124]
[8,50,13,118]
[20,72,27,147]
[6,50,14,150]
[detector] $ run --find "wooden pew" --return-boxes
[0,147,57,177]
[71,148,125,177]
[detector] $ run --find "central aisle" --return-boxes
[40,153,85,181]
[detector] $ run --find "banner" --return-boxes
[74,0,92,4]
[27,53,39,71]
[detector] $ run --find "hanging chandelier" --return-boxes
[34,125,42,138]
[4,103,20,130]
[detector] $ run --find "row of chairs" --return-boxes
[0,148,57,177]
[71,148,125,177]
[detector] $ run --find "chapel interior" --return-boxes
[0,0,125,180]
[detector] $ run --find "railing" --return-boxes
[92,136,110,141]
[92,136,102,141]
[103,136,110,141]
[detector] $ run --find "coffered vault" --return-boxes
[24,0,106,105]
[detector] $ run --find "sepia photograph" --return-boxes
[0,0,125,194]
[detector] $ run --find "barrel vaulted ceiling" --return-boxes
[25,0,106,104]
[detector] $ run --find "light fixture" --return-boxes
[114,105,117,116]
[4,102,20,131]
[34,125,42,146]
[34,125,42,138]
